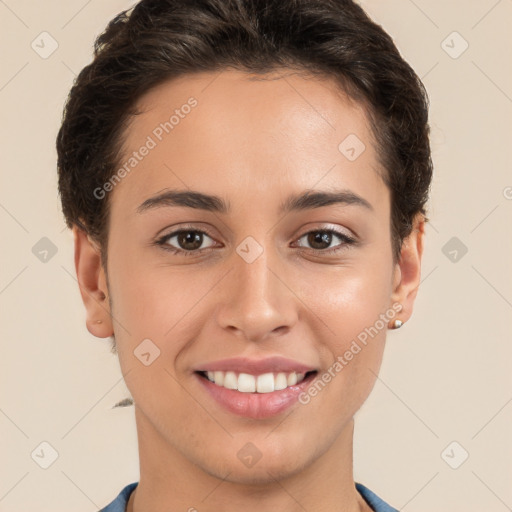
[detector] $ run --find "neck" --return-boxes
[127,406,370,512]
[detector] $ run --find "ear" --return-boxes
[389,213,426,327]
[72,225,113,338]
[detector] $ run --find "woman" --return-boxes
[56,0,432,510]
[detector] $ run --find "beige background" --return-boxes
[1,1,511,511]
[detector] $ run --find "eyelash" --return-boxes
[154,225,357,257]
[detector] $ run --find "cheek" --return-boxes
[296,261,392,345]
[293,261,391,403]
[294,270,389,423]
[108,254,212,365]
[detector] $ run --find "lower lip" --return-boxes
[195,371,317,419]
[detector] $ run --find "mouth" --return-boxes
[195,369,318,393]
[194,369,318,419]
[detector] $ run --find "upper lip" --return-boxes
[194,356,317,375]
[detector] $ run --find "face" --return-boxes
[75,69,424,484]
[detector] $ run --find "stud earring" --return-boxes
[96,319,103,324]
[392,319,403,329]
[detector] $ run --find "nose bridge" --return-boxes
[216,239,297,341]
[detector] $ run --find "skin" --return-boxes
[73,69,425,512]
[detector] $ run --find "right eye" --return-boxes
[155,228,218,255]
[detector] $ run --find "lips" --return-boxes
[192,355,319,418]
[195,369,318,419]
[193,355,317,375]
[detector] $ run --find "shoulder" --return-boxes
[355,482,399,512]
[99,482,138,512]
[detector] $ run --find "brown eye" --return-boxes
[158,229,216,254]
[306,231,333,250]
[176,231,204,251]
[295,229,356,253]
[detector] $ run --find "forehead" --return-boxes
[110,68,387,218]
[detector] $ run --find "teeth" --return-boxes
[223,371,237,390]
[275,372,288,391]
[238,373,256,392]
[202,370,309,393]
[213,371,224,386]
[257,373,274,393]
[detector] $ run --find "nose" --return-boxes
[215,246,299,343]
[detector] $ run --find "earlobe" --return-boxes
[388,214,426,328]
[72,226,113,338]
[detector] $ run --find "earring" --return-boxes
[392,319,403,329]
[96,319,103,324]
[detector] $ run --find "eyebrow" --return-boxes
[136,188,374,215]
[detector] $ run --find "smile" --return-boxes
[195,370,318,419]
[197,370,316,393]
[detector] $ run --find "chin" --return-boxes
[222,463,305,486]
[199,447,310,485]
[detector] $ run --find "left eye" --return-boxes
[294,229,355,252]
